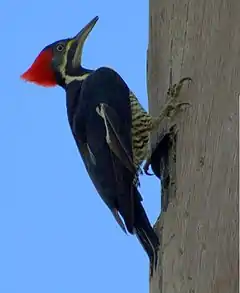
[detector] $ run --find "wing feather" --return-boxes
[96,103,136,175]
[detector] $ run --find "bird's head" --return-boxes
[20,16,98,88]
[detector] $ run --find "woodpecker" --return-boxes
[21,16,191,273]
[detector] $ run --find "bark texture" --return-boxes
[147,0,239,292]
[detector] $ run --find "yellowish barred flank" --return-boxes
[129,92,153,168]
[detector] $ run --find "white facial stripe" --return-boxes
[58,41,90,84]
[65,74,89,84]
[58,42,71,78]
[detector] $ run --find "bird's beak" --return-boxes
[72,16,99,68]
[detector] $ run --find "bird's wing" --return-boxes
[69,67,140,233]
[96,102,136,175]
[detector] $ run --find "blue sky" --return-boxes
[2,0,160,292]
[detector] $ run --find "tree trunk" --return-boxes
[147,0,239,292]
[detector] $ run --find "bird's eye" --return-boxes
[56,44,64,52]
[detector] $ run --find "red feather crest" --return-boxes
[20,49,57,87]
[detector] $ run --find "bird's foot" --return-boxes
[144,77,192,176]
[167,77,192,99]
[164,77,192,119]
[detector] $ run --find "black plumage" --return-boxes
[21,16,172,274]
[21,14,191,274]
[66,67,159,267]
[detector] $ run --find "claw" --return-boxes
[175,77,192,94]
[146,170,154,176]
[143,160,154,176]
[179,77,192,83]
[167,77,192,98]
[175,101,192,110]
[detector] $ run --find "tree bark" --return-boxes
[147,0,239,292]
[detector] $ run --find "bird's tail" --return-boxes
[132,191,159,275]
[117,186,159,275]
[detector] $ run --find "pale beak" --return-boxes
[72,16,99,68]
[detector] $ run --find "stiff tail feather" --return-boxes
[116,186,159,275]
[133,197,159,275]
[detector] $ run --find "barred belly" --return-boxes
[129,92,153,168]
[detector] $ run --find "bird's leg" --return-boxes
[143,77,192,175]
[156,77,192,123]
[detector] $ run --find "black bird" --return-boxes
[21,16,191,272]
